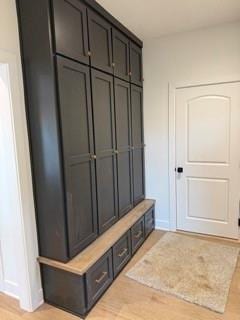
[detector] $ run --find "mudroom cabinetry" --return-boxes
[17,0,154,316]
[17,0,146,263]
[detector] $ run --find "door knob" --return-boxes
[176,167,183,173]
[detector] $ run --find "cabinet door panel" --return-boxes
[131,85,144,148]
[130,42,143,86]
[97,155,117,232]
[91,70,118,233]
[132,148,145,205]
[52,0,89,64]
[57,57,97,257]
[131,85,145,205]
[114,79,133,217]
[117,152,132,216]
[88,10,113,74]
[112,29,130,82]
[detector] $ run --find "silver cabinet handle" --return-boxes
[134,231,142,239]
[95,271,107,284]
[118,248,127,258]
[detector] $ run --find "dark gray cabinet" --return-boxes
[17,0,145,263]
[131,85,145,205]
[86,250,113,309]
[88,9,113,74]
[132,149,145,205]
[131,217,145,254]
[18,0,153,316]
[91,70,118,233]
[57,57,98,257]
[145,208,155,238]
[52,0,89,64]
[112,231,131,277]
[41,202,155,318]
[114,78,133,217]
[130,42,143,86]
[112,29,130,82]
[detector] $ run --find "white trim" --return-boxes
[2,280,19,300]
[0,242,19,298]
[0,49,43,311]
[155,219,170,231]
[168,76,240,234]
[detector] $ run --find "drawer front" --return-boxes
[86,250,113,309]
[145,207,155,238]
[113,231,131,277]
[131,217,145,254]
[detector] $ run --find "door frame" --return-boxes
[168,77,240,233]
[0,49,43,310]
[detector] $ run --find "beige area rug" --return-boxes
[126,232,239,313]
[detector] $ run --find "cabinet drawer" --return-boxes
[113,231,131,277]
[86,250,113,309]
[131,217,145,254]
[145,208,155,238]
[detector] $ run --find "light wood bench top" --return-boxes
[38,199,155,275]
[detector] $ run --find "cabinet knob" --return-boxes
[114,150,119,154]
[112,62,115,68]
[87,51,91,57]
[90,154,97,160]
[128,71,132,76]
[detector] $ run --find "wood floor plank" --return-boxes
[1,230,240,320]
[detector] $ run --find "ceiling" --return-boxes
[96,0,240,40]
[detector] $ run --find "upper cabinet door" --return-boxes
[130,42,143,87]
[56,57,98,258]
[114,79,133,217]
[52,0,89,64]
[112,29,130,82]
[91,70,118,233]
[87,9,113,74]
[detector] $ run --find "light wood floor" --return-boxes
[1,230,240,320]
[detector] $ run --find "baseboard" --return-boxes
[2,280,19,300]
[155,219,170,231]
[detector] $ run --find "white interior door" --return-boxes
[176,82,240,239]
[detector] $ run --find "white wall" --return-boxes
[0,0,42,311]
[143,22,240,229]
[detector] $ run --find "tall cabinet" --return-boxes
[17,0,145,263]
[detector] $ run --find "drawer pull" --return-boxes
[134,230,142,239]
[95,271,107,284]
[118,248,128,258]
